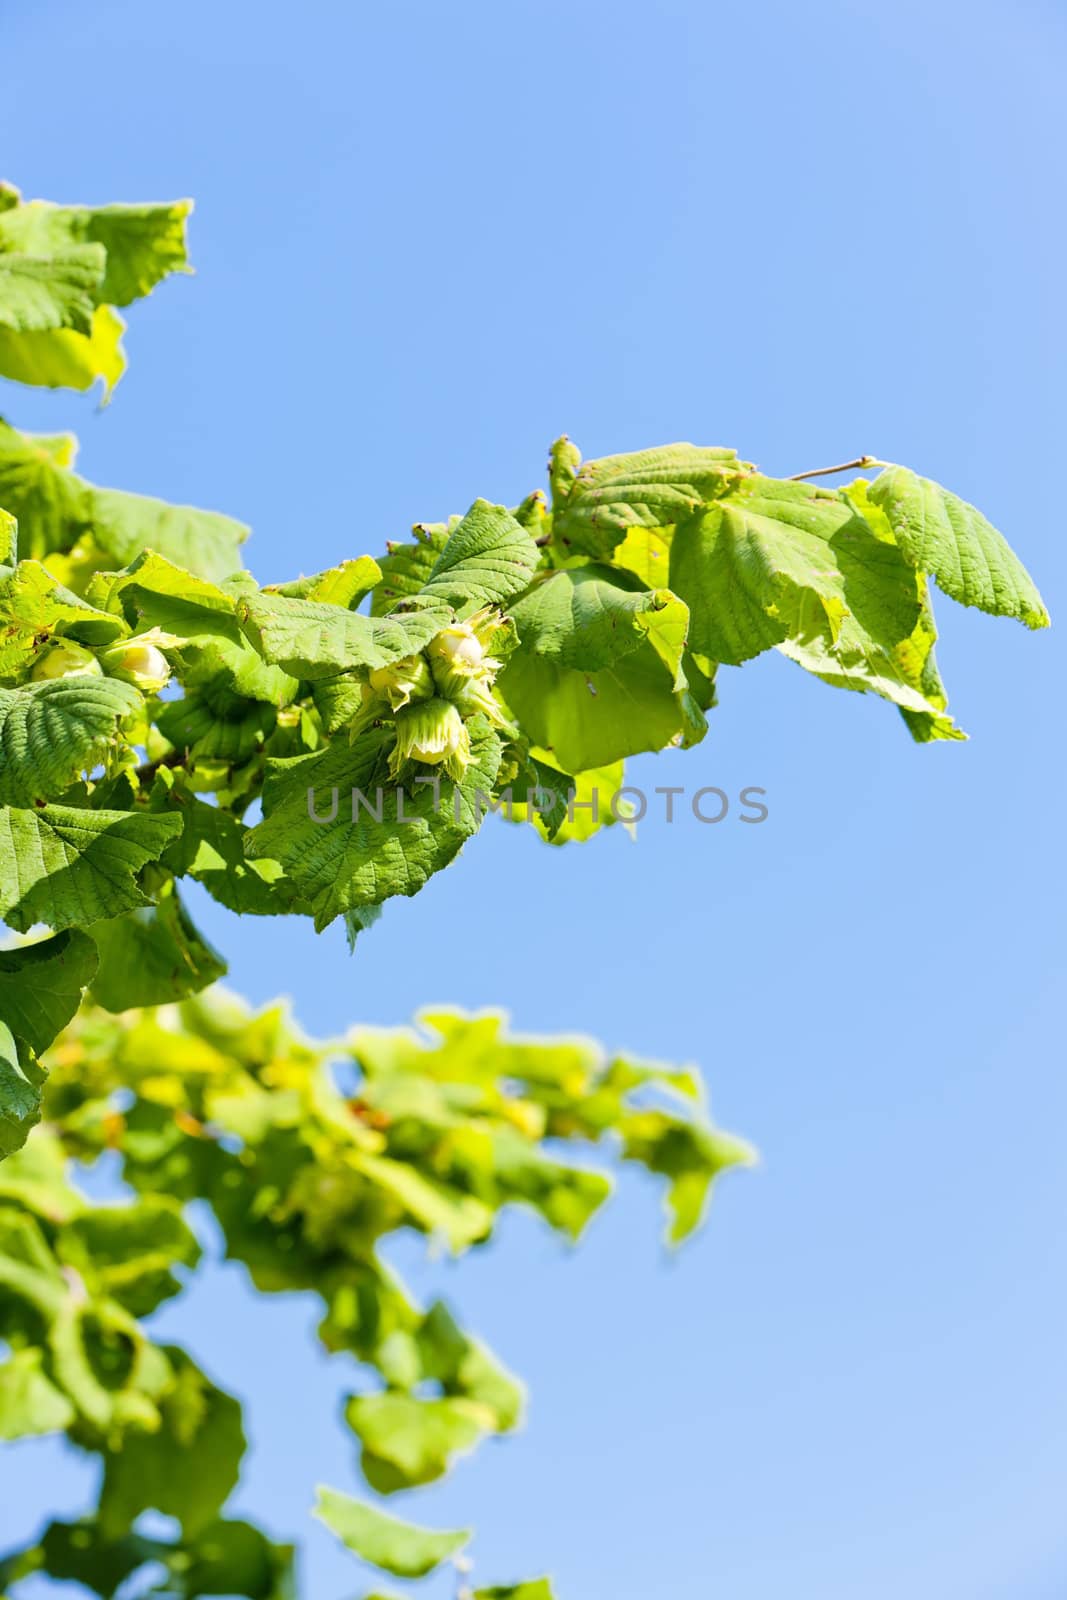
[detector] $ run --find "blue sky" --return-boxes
[3,1,1066,1596]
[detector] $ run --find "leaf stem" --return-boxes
[788,455,885,482]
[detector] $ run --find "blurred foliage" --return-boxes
[0,987,752,1594]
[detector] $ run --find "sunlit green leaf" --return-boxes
[0,801,182,932]
[98,1347,245,1538]
[0,196,192,306]
[238,590,450,681]
[499,566,700,770]
[550,437,748,559]
[0,1021,45,1160]
[867,464,1049,628]
[347,1391,492,1490]
[247,719,502,930]
[0,508,16,565]
[0,304,127,395]
[473,1582,557,1600]
[315,1486,471,1579]
[0,930,98,1054]
[0,675,141,806]
[0,1347,75,1439]
[0,557,127,677]
[0,244,104,336]
[668,476,857,665]
[371,522,451,615]
[8,1519,159,1598]
[419,499,539,609]
[56,1195,200,1318]
[163,1518,297,1600]
[90,885,227,1010]
[159,792,291,915]
[265,554,381,607]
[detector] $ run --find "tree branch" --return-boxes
[788,455,883,482]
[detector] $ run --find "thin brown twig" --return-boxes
[788,455,881,482]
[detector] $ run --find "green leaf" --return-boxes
[56,1196,200,1319]
[89,486,249,584]
[505,567,686,671]
[246,719,502,931]
[90,886,227,1011]
[155,682,277,763]
[0,244,104,336]
[481,1129,612,1238]
[163,1518,297,1600]
[891,577,964,743]
[265,554,381,607]
[345,902,384,950]
[0,1204,66,1318]
[371,522,451,615]
[499,566,701,770]
[776,603,960,734]
[541,759,630,845]
[13,1519,161,1599]
[88,554,297,704]
[0,676,141,806]
[746,482,963,735]
[621,1110,756,1244]
[313,670,368,734]
[0,1021,46,1159]
[346,1391,491,1490]
[473,1583,557,1600]
[98,1347,246,1539]
[0,929,98,1054]
[0,237,123,395]
[0,1126,82,1221]
[0,424,85,561]
[46,1292,172,1434]
[416,1300,524,1429]
[19,1517,295,1600]
[610,521,673,587]
[0,508,15,565]
[0,801,182,933]
[867,464,1049,628]
[0,422,248,581]
[0,558,127,677]
[550,437,749,558]
[0,304,126,395]
[505,750,573,841]
[0,1348,75,1439]
[349,1150,494,1251]
[0,930,97,1157]
[237,590,451,680]
[0,196,192,307]
[668,476,858,665]
[314,1486,471,1579]
[91,549,239,634]
[419,499,540,609]
[160,793,291,915]
[661,472,951,727]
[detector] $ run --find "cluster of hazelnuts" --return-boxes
[351,607,508,783]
